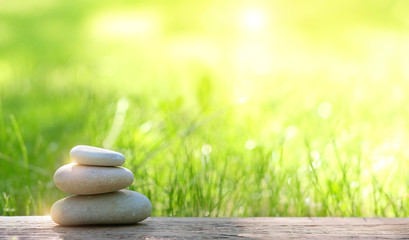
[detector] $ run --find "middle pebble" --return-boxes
[54,163,134,195]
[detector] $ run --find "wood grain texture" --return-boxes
[1,216,409,239]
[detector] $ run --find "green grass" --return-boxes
[1,0,409,217]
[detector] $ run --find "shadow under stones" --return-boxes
[51,218,252,239]
[51,223,153,240]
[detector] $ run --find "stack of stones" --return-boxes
[50,145,152,226]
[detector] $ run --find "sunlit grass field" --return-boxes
[2,0,409,217]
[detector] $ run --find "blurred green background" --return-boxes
[2,0,409,216]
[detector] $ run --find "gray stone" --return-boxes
[50,190,152,226]
[54,163,134,195]
[70,145,125,166]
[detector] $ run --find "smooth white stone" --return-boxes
[70,145,125,166]
[54,163,134,195]
[51,190,152,226]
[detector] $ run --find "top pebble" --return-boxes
[70,145,125,166]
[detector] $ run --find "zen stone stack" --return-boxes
[50,145,152,226]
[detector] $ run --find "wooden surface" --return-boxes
[1,216,409,239]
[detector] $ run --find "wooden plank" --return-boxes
[1,216,409,239]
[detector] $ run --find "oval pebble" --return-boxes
[54,163,134,195]
[51,190,152,226]
[70,145,125,166]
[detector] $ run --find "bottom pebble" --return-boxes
[51,190,152,226]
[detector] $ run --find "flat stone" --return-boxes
[51,190,152,226]
[70,145,125,166]
[54,163,134,195]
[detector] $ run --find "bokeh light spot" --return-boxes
[317,102,332,119]
[245,139,257,150]
[284,126,298,140]
[201,144,212,155]
[240,8,266,32]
